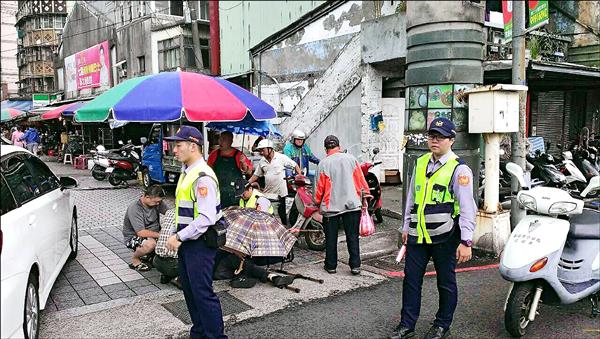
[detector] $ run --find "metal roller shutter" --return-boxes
[532,91,565,154]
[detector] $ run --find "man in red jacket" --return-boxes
[314,135,370,275]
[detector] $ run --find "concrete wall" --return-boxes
[1,1,19,98]
[361,11,406,64]
[305,85,362,161]
[551,1,599,48]
[219,0,325,76]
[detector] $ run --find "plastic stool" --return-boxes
[63,153,73,165]
[74,155,87,169]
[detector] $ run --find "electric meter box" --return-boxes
[466,84,527,133]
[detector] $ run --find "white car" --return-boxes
[1,145,78,339]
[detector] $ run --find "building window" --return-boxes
[139,1,146,16]
[199,1,209,20]
[137,56,145,73]
[158,37,181,71]
[170,1,183,16]
[34,17,41,29]
[42,16,51,28]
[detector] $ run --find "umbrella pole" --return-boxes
[241,132,246,152]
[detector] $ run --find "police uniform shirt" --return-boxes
[402,151,477,242]
[175,158,220,241]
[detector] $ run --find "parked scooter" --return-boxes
[287,175,326,251]
[106,142,142,186]
[500,162,600,337]
[360,148,384,223]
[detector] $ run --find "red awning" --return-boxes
[41,102,79,120]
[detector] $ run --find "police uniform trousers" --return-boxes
[400,227,460,330]
[178,238,227,339]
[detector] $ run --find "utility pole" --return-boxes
[510,0,527,227]
[187,0,204,70]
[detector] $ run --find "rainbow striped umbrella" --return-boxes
[75,71,276,123]
[1,108,26,122]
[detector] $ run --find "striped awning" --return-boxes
[1,100,33,111]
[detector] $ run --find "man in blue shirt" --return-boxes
[20,126,40,155]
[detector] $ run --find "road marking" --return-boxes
[385,263,500,278]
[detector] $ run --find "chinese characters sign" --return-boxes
[502,0,549,42]
[65,41,111,92]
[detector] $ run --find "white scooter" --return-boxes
[500,162,600,337]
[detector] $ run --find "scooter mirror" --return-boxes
[118,140,124,145]
[505,162,527,188]
[373,148,380,155]
[581,175,600,198]
[140,137,147,144]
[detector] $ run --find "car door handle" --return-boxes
[28,215,37,226]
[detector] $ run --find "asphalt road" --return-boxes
[227,268,600,339]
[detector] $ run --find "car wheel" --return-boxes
[23,272,39,339]
[69,213,78,260]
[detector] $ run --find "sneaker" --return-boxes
[351,268,361,275]
[390,325,415,339]
[170,277,182,290]
[324,267,337,274]
[160,274,171,284]
[423,325,450,339]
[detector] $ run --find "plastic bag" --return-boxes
[359,207,375,237]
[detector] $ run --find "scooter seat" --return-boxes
[568,208,600,239]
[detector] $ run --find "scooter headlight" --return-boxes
[518,193,537,211]
[548,201,577,214]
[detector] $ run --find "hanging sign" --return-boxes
[528,0,549,30]
[502,0,513,42]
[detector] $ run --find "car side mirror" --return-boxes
[60,176,78,190]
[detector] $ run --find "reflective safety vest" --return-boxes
[239,190,274,214]
[175,160,222,232]
[409,153,461,244]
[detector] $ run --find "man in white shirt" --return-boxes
[248,139,300,225]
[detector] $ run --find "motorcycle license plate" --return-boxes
[105,167,114,173]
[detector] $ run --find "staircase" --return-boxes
[279,34,362,137]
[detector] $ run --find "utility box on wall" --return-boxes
[466,84,528,133]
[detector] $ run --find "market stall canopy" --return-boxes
[206,113,282,137]
[40,101,88,120]
[41,102,76,120]
[1,100,33,112]
[75,71,277,123]
[1,108,26,122]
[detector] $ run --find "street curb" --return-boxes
[384,263,500,278]
[361,247,397,261]
[381,208,402,220]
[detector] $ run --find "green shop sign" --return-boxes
[32,93,58,108]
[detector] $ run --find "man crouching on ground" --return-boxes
[122,185,168,271]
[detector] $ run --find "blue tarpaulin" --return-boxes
[206,113,282,137]
[1,100,33,112]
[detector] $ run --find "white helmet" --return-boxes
[292,129,306,140]
[96,145,106,152]
[255,139,274,150]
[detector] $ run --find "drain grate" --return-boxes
[162,291,253,325]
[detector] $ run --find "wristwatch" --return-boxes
[175,233,182,242]
[461,239,473,247]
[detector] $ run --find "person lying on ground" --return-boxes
[213,250,294,288]
[122,185,168,271]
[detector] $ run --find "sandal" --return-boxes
[128,262,151,272]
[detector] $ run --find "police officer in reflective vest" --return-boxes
[234,178,274,214]
[391,118,477,339]
[164,126,227,339]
